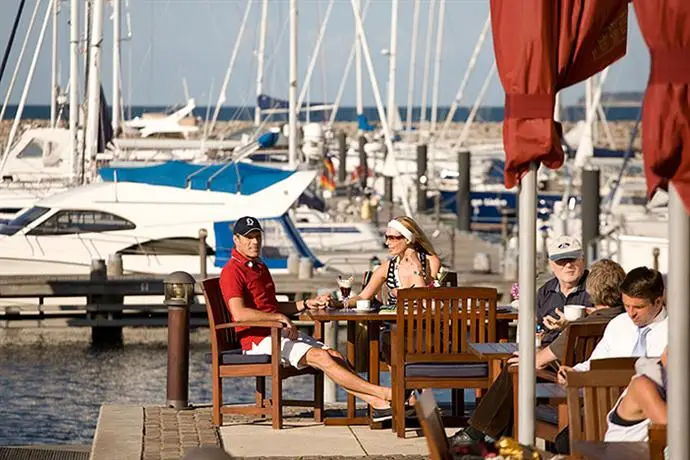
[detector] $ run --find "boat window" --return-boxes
[28,210,136,235]
[0,206,51,236]
[119,238,215,256]
[16,140,44,159]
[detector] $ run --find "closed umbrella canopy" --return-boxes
[490,0,629,189]
[633,0,690,211]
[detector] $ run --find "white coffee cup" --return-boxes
[356,299,371,311]
[563,304,586,321]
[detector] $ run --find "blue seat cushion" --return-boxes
[404,362,488,378]
[205,349,271,365]
[535,404,558,425]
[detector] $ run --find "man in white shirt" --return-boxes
[558,266,667,381]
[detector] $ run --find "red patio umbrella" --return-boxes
[490,0,630,189]
[633,0,690,212]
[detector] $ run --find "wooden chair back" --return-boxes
[648,423,667,460]
[562,321,609,366]
[395,286,498,359]
[202,277,240,351]
[565,368,636,451]
[414,390,452,460]
[589,357,639,371]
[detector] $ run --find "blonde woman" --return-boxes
[344,216,442,308]
[343,216,442,409]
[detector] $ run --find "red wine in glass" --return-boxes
[340,286,352,298]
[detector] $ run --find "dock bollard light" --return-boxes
[165,271,195,410]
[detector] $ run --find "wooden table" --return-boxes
[468,342,518,382]
[572,440,650,460]
[302,308,389,428]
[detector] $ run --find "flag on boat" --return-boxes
[320,157,336,191]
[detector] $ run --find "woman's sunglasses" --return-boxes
[385,234,406,241]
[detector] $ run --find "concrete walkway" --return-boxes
[220,418,453,458]
[89,404,447,459]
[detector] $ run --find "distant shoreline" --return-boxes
[0,118,641,150]
[1,104,641,123]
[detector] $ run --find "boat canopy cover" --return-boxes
[99,160,293,195]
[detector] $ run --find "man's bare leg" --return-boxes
[303,348,391,407]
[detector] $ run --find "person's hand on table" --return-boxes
[278,314,299,340]
[557,365,574,385]
[306,295,331,310]
[507,351,520,365]
[543,309,568,331]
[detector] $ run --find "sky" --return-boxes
[0,0,652,109]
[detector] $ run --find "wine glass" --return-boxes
[337,275,353,309]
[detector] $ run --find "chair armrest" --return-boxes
[216,321,284,330]
[536,368,558,382]
[508,365,558,382]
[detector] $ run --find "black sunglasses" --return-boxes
[385,234,406,241]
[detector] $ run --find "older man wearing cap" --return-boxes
[537,235,593,344]
[220,216,394,422]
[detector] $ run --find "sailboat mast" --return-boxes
[419,0,436,132]
[386,0,399,128]
[429,0,446,135]
[255,0,268,126]
[354,0,363,120]
[50,0,58,127]
[69,0,79,182]
[288,0,298,168]
[405,0,420,132]
[112,0,121,134]
[84,0,105,181]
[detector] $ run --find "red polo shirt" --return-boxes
[219,248,278,351]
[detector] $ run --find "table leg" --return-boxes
[368,320,383,429]
[324,319,369,426]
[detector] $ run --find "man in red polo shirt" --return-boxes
[220,216,393,422]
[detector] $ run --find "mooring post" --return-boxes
[165,271,195,409]
[456,149,471,232]
[417,144,428,213]
[337,131,347,185]
[198,228,208,279]
[90,258,123,347]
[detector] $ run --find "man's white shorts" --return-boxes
[244,331,328,369]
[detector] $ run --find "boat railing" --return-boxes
[183,163,216,189]
[205,141,263,192]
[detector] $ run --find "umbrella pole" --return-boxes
[667,184,690,460]
[517,162,537,445]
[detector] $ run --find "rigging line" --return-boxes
[0,0,27,89]
[130,0,173,103]
[328,0,371,126]
[263,12,290,97]
[315,0,329,109]
[0,0,42,123]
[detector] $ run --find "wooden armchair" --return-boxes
[512,320,609,441]
[565,367,636,452]
[648,423,667,460]
[201,277,324,428]
[414,390,453,460]
[391,286,499,438]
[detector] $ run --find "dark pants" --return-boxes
[468,366,514,439]
[468,365,570,454]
